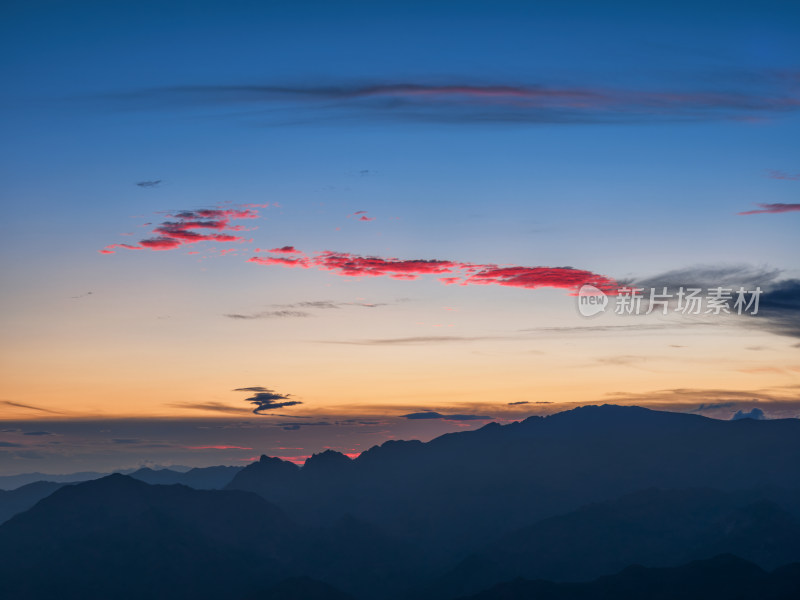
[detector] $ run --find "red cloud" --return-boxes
[359,215,375,221]
[249,248,618,292]
[101,206,264,253]
[248,255,311,268]
[464,265,614,290]
[312,252,458,280]
[98,243,142,254]
[738,203,800,215]
[104,205,618,294]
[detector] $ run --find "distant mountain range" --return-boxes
[2,405,800,599]
[0,464,243,490]
[0,464,243,524]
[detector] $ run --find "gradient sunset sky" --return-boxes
[1,0,799,475]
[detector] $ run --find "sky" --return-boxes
[1,0,799,476]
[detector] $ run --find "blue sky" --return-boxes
[1,0,798,474]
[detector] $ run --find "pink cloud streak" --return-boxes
[738,203,800,215]
[248,249,618,293]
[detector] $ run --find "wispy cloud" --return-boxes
[630,266,800,340]
[738,203,800,215]
[630,264,783,290]
[402,411,493,421]
[1,400,63,414]
[273,421,330,430]
[166,401,251,414]
[225,299,388,320]
[605,387,800,418]
[135,180,162,188]
[225,310,312,319]
[327,335,510,345]
[756,279,800,339]
[113,76,800,125]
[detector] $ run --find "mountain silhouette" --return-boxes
[0,474,419,599]
[4,405,800,599]
[227,405,800,554]
[424,487,800,598]
[0,474,296,599]
[0,480,68,524]
[456,554,800,600]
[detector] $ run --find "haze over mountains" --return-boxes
[2,405,800,599]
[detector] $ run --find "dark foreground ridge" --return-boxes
[2,405,800,599]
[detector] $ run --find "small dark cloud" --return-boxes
[335,419,383,425]
[111,438,141,444]
[23,431,54,436]
[225,310,312,319]
[233,387,302,415]
[402,411,493,421]
[274,300,389,310]
[732,408,766,420]
[534,401,553,404]
[0,441,23,448]
[135,180,162,187]
[596,355,650,367]
[295,301,342,309]
[508,401,530,406]
[274,421,330,430]
[329,335,508,345]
